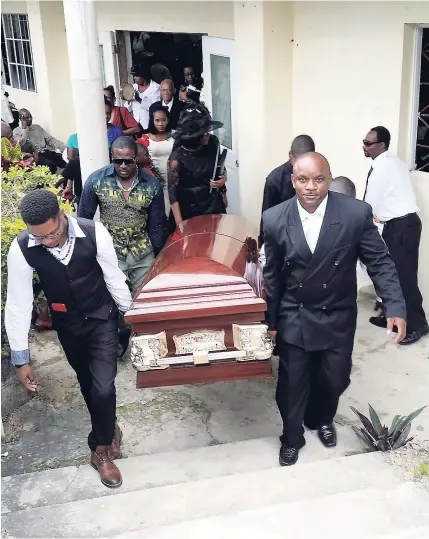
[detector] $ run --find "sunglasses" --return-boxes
[362,140,380,147]
[29,217,62,241]
[112,157,136,166]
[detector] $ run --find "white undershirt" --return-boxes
[162,98,174,112]
[296,195,328,253]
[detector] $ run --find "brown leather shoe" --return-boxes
[109,423,123,460]
[90,445,122,488]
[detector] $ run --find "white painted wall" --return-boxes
[1,1,73,143]
[292,1,429,310]
[96,1,234,38]
[2,2,42,123]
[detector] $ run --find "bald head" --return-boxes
[290,135,315,161]
[1,121,12,139]
[329,176,356,198]
[293,152,331,175]
[160,79,174,104]
[19,108,32,127]
[292,152,332,213]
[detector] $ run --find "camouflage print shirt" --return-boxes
[78,164,167,262]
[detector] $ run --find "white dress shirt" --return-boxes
[162,98,174,113]
[297,195,328,253]
[126,80,161,129]
[365,151,419,222]
[5,217,132,365]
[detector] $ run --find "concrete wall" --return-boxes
[292,1,429,310]
[96,1,234,38]
[2,1,73,143]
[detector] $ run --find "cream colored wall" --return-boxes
[96,1,234,38]
[1,1,74,142]
[292,1,429,310]
[1,2,41,120]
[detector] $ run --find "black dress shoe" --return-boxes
[399,324,429,346]
[279,439,306,466]
[369,314,398,333]
[318,424,337,447]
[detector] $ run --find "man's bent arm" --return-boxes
[358,206,406,319]
[147,182,167,255]
[262,214,282,330]
[77,176,99,220]
[5,239,35,365]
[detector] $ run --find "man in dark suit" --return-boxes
[259,135,315,246]
[149,79,184,130]
[263,152,406,466]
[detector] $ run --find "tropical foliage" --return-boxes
[351,404,426,452]
[1,162,72,360]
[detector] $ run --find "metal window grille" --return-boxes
[1,13,36,92]
[416,28,429,171]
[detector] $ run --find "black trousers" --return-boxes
[276,339,353,447]
[382,213,427,333]
[57,316,118,451]
[37,149,67,173]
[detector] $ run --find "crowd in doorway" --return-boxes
[2,52,428,489]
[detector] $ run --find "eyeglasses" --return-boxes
[29,218,62,241]
[362,140,380,147]
[112,157,136,166]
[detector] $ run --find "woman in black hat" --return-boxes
[167,103,227,232]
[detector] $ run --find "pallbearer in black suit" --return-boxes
[263,153,406,466]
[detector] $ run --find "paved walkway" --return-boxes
[1,294,428,477]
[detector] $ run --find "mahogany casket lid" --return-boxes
[125,214,265,325]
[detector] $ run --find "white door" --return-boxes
[202,37,240,216]
[98,31,120,101]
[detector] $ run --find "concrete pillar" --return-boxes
[234,2,265,227]
[234,2,294,228]
[63,0,109,184]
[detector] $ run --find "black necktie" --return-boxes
[363,167,373,201]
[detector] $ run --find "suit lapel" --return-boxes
[304,194,342,278]
[286,200,313,264]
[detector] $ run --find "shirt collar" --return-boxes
[28,215,85,248]
[372,150,390,169]
[297,194,328,222]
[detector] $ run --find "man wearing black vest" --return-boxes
[263,153,406,466]
[5,189,132,488]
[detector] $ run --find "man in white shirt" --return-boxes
[5,189,132,488]
[263,152,406,466]
[363,126,428,345]
[125,65,160,130]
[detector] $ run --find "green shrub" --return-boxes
[1,164,71,361]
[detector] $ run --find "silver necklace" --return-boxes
[44,238,74,262]
[117,169,138,192]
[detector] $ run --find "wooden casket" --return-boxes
[124,214,273,388]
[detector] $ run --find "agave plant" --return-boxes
[351,405,426,452]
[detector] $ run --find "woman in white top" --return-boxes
[136,104,174,216]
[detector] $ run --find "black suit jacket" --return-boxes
[263,192,406,351]
[259,161,295,246]
[149,98,184,130]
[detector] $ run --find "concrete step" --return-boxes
[2,425,363,513]
[115,483,429,539]
[2,452,408,538]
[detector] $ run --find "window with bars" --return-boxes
[1,13,36,92]
[415,28,429,172]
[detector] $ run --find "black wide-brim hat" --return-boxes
[174,107,223,140]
